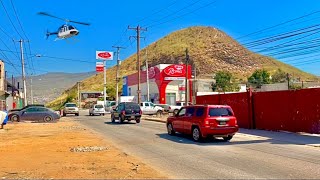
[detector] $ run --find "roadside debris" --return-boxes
[70,146,108,152]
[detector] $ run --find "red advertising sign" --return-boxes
[96,62,104,72]
[96,66,104,72]
[96,51,114,60]
[163,65,186,77]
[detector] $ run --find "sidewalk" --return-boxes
[142,116,320,148]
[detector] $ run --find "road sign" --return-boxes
[96,51,114,60]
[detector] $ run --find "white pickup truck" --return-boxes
[170,102,193,115]
[140,102,164,116]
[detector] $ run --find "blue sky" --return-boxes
[1,0,320,76]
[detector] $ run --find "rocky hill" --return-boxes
[47,26,317,109]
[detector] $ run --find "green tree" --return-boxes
[272,69,287,83]
[248,69,271,88]
[212,71,239,92]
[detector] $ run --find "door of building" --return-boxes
[166,93,176,105]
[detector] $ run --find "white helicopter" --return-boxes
[38,12,90,40]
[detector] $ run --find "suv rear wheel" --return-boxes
[136,118,141,123]
[167,123,175,135]
[119,115,125,124]
[192,127,202,142]
[111,114,115,123]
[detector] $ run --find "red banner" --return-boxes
[96,66,104,72]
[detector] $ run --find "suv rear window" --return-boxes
[209,108,233,117]
[66,104,77,107]
[125,103,140,110]
[95,105,104,108]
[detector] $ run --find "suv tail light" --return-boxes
[169,106,171,110]
[121,110,126,115]
[139,110,142,115]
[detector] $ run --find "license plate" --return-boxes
[219,121,226,125]
[131,116,135,119]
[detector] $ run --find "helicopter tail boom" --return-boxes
[46,30,58,40]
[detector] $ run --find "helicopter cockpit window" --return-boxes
[69,26,75,30]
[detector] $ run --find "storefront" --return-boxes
[122,64,192,105]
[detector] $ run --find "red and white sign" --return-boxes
[96,51,114,60]
[163,65,186,77]
[96,62,104,72]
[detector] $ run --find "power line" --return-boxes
[143,0,203,27]
[134,0,180,25]
[0,48,98,64]
[0,0,23,39]
[236,10,320,40]
[147,0,217,29]
[10,0,36,75]
[10,0,28,39]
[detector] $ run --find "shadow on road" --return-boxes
[104,121,138,125]
[156,133,281,146]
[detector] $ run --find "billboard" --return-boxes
[96,51,114,60]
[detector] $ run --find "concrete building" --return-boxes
[122,64,192,105]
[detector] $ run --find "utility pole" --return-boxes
[17,39,27,107]
[185,48,190,106]
[287,73,290,90]
[77,82,81,108]
[128,25,147,104]
[30,76,33,104]
[145,50,150,102]
[112,46,125,105]
[193,66,197,104]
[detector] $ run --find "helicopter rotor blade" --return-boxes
[37,12,68,22]
[69,20,90,26]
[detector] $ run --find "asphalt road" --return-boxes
[71,113,320,179]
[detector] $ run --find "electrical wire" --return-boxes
[0,0,23,39]
[236,10,320,40]
[143,0,203,28]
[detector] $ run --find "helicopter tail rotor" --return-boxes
[46,30,50,40]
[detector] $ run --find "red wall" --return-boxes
[196,92,251,129]
[254,89,320,134]
[197,88,320,134]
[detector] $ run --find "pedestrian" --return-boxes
[0,110,8,129]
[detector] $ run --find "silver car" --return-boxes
[63,103,79,116]
[9,107,60,122]
[89,104,105,116]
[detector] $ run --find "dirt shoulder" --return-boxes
[0,118,166,179]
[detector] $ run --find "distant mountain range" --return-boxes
[12,71,96,104]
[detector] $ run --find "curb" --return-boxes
[142,118,166,124]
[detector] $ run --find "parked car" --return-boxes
[63,103,79,116]
[9,104,45,113]
[105,101,116,113]
[8,107,60,122]
[154,104,172,113]
[166,105,238,142]
[140,102,164,116]
[89,104,105,116]
[111,102,142,124]
[170,102,193,115]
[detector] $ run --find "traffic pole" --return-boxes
[103,60,106,108]
[112,46,125,105]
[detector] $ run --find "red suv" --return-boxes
[166,105,238,142]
